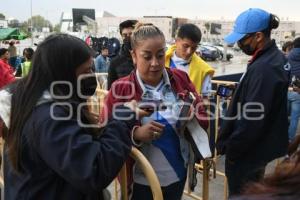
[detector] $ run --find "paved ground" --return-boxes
[106,156,279,200]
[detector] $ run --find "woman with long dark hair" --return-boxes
[0,33,139,200]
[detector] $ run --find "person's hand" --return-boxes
[89,111,100,124]
[133,121,165,143]
[124,100,152,118]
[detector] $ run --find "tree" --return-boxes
[8,19,20,28]
[19,21,31,37]
[27,15,53,32]
[0,13,5,20]
[53,23,61,33]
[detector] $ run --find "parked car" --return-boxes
[214,46,234,61]
[197,45,220,61]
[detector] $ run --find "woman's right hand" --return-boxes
[124,100,152,118]
[133,121,165,143]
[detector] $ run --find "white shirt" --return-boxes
[171,52,212,95]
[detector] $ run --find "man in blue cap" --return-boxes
[217,8,290,196]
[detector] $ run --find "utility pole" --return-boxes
[30,0,33,46]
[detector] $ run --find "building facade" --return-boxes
[60,9,300,45]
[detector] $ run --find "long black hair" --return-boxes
[6,33,93,172]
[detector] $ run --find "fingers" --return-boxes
[136,108,152,118]
[150,121,165,129]
[124,100,153,118]
[149,121,165,140]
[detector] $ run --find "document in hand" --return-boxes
[186,117,212,159]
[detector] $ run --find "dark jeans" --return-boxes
[131,179,186,200]
[9,56,17,70]
[225,158,266,197]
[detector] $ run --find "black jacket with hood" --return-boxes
[107,44,135,89]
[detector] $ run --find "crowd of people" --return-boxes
[0,7,300,200]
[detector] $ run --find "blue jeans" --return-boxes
[288,91,300,141]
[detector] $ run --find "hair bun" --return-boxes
[134,22,154,31]
[270,14,279,30]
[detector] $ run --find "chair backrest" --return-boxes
[119,147,163,200]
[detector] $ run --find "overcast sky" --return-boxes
[2,0,300,24]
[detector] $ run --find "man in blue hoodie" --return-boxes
[288,37,300,141]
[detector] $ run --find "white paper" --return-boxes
[186,117,212,158]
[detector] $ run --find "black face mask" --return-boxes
[123,37,132,51]
[238,35,256,56]
[239,43,256,56]
[80,74,97,98]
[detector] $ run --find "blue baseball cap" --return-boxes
[224,8,271,44]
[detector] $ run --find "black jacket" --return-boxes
[107,45,135,89]
[217,40,290,162]
[4,102,135,200]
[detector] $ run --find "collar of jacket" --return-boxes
[119,44,132,59]
[248,39,276,65]
[127,68,191,101]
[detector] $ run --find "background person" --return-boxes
[0,48,15,89]
[282,40,293,56]
[217,8,290,197]
[107,19,138,89]
[165,23,215,96]
[287,37,300,141]
[7,40,18,70]
[95,46,110,73]
[19,47,34,77]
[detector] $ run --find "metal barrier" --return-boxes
[183,80,237,200]
[117,147,164,200]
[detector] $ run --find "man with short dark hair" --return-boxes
[107,19,138,89]
[8,41,18,70]
[282,41,293,56]
[165,23,214,95]
[95,46,110,73]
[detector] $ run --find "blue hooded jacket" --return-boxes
[288,48,300,77]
